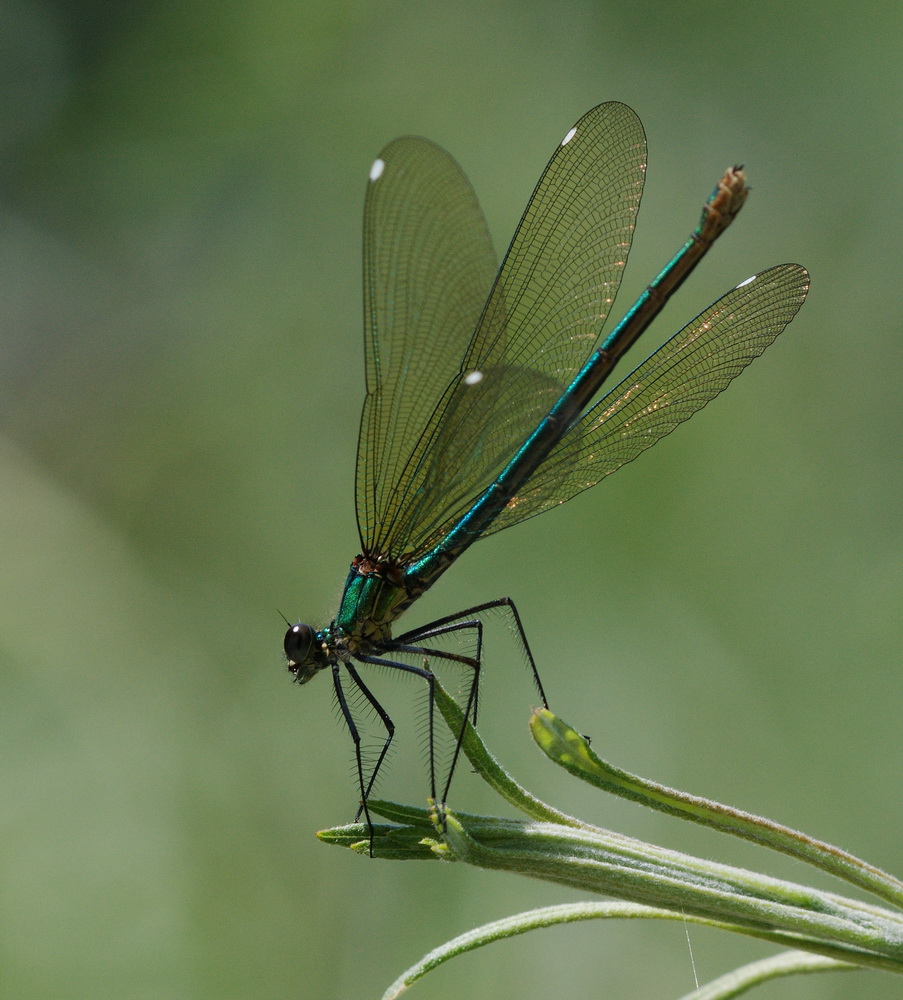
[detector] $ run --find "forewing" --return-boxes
[357,136,498,554]
[368,103,647,559]
[462,102,646,379]
[485,263,810,533]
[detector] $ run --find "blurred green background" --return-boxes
[3,1,902,997]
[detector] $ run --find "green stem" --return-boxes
[437,811,903,973]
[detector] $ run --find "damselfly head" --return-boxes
[284,623,326,683]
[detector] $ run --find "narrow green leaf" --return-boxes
[676,950,856,1000]
[381,901,700,999]
[531,708,903,910]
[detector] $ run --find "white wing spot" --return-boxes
[463,370,484,385]
[561,126,578,146]
[369,158,386,182]
[738,274,756,288]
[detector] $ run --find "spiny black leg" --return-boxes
[355,654,438,805]
[397,596,549,707]
[440,640,480,805]
[391,621,482,723]
[343,662,396,817]
[496,597,547,706]
[329,661,376,854]
[390,623,484,808]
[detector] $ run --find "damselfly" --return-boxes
[285,103,808,836]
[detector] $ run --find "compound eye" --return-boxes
[284,623,315,665]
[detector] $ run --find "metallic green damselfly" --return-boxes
[285,103,808,837]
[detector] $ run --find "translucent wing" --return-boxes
[362,103,647,559]
[483,263,810,533]
[356,136,499,555]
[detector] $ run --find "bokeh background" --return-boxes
[3,1,902,997]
